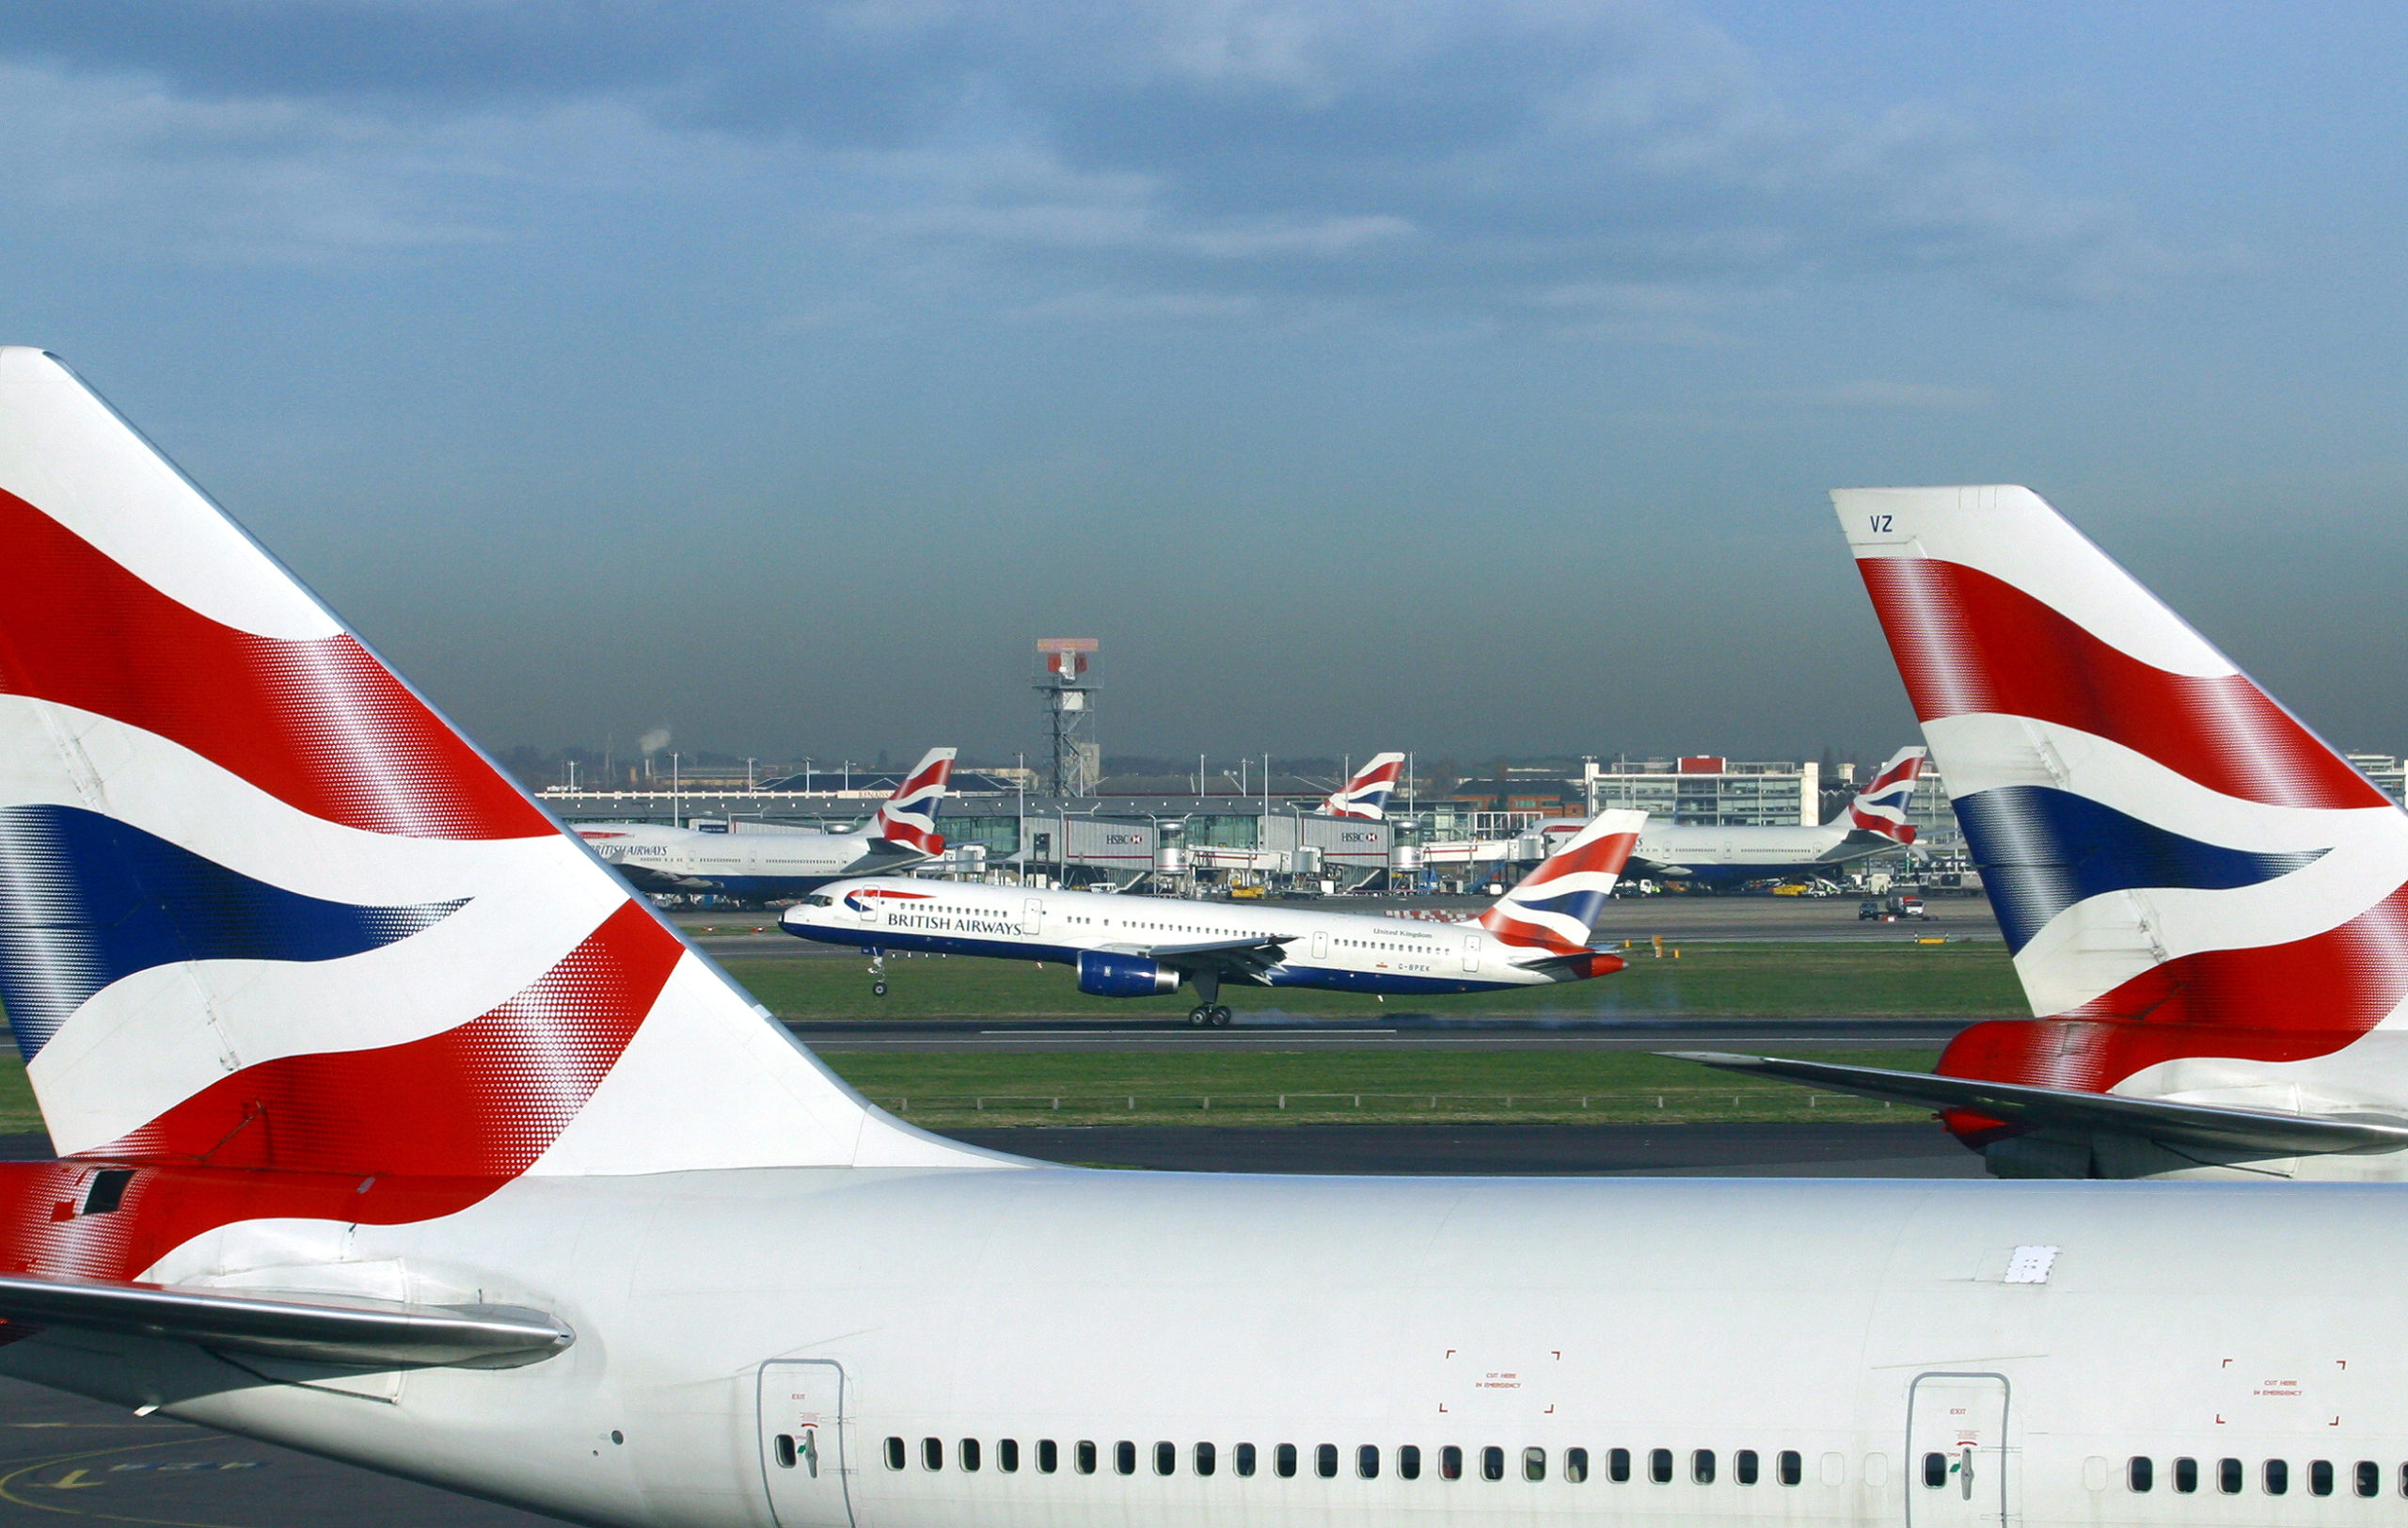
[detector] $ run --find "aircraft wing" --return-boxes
[1121,934,1296,983]
[0,1272,575,1370]
[1663,1052,2408,1157]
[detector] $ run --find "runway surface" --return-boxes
[790,1016,1967,1051]
[677,895,2000,956]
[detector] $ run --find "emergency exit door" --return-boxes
[1908,1372,2012,1528]
[759,1360,853,1528]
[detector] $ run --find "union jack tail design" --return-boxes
[1478,809,1645,952]
[1322,753,1404,820]
[1841,745,1926,844]
[1838,485,2408,1103]
[0,346,976,1281]
[871,747,955,855]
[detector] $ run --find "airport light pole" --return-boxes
[1016,752,1026,887]
[670,752,681,829]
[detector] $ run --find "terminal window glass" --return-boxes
[1235,1444,1256,1477]
[1482,1447,1505,1482]
[1275,1444,1298,1479]
[2174,1457,2196,1493]
[1564,1449,1588,1484]
[1400,1446,1422,1480]
[1441,1447,1464,1481]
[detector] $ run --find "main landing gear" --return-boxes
[1186,1004,1232,1027]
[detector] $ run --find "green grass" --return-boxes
[0,1058,39,1134]
[724,940,2023,1022]
[818,1047,1941,1127]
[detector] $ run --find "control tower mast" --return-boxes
[1035,638,1100,796]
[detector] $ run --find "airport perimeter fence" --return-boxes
[867,1090,1915,1125]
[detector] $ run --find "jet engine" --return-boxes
[1075,951,1181,997]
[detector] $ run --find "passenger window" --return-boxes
[885,1437,905,1471]
[1779,1451,1802,1487]
[1359,1445,1380,1479]
[1038,1440,1057,1474]
[1155,1442,1175,1476]
[2174,1456,2197,1493]
[1481,1446,1505,1482]
[1923,1453,1946,1489]
[2219,1457,2242,1494]
[1276,1443,1298,1479]
[1076,1440,1097,1475]
[2129,1456,2151,1492]
[1441,1445,1464,1481]
[2359,1460,2382,1497]
[923,1438,943,1472]
[1693,1450,1715,1485]
[1565,1448,1589,1484]
[999,1440,1019,1472]
[961,1440,981,1472]
[1736,1450,1758,1486]
[775,1435,797,1470]
[1235,1443,1256,1477]
[1317,1444,1339,1479]
[1116,1441,1136,1476]
[2266,1459,2289,1495]
[1651,1448,1673,1485]
[2312,1460,2334,1497]
[1610,1448,1632,1483]
[1196,1442,1216,1476]
[1400,1445,1422,1480]
[1525,1448,1546,1482]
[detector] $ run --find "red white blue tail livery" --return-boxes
[1478,810,1646,954]
[1846,745,1925,844]
[1320,753,1404,820]
[871,747,955,854]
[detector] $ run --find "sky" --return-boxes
[4,1,2405,771]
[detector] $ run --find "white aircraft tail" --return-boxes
[0,348,984,1182]
[871,747,956,852]
[1321,753,1404,820]
[1477,810,1645,952]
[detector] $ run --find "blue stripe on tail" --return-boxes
[0,805,464,1059]
[1955,786,2326,953]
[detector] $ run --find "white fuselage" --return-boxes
[13,1169,2408,1528]
[781,877,1604,998]
[1537,820,1893,885]
[579,823,914,899]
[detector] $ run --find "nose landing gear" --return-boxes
[868,950,888,998]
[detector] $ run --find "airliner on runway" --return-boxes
[1545,748,1926,887]
[1683,485,2408,1182]
[2,350,2405,1528]
[781,810,1642,1024]
[575,748,954,903]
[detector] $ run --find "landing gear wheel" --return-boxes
[1187,1005,1211,1027]
[873,981,888,997]
[1210,1006,1233,1027]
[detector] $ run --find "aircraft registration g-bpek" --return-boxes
[2,350,2407,1528]
[779,811,1644,1025]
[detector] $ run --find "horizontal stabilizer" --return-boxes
[1662,1052,2408,1157]
[0,1272,574,1369]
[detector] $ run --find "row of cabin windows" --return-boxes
[887,1439,1807,1487]
[2086,1457,2405,1499]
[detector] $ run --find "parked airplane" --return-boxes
[575,747,955,903]
[1681,485,2408,1181]
[1541,748,1925,887]
[8,354,2408,1528]
[1320,753,1405,819]
[783,810,1643,1023]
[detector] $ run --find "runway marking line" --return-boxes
[0,1435,257,1527]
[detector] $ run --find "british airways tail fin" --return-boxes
[1832,745,1926,843]
[1322,753,1404,820]
[0,349,987,1174]
[1477,810,1644,952]
[871,747,955,854]
[1837,485,2408,1099]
